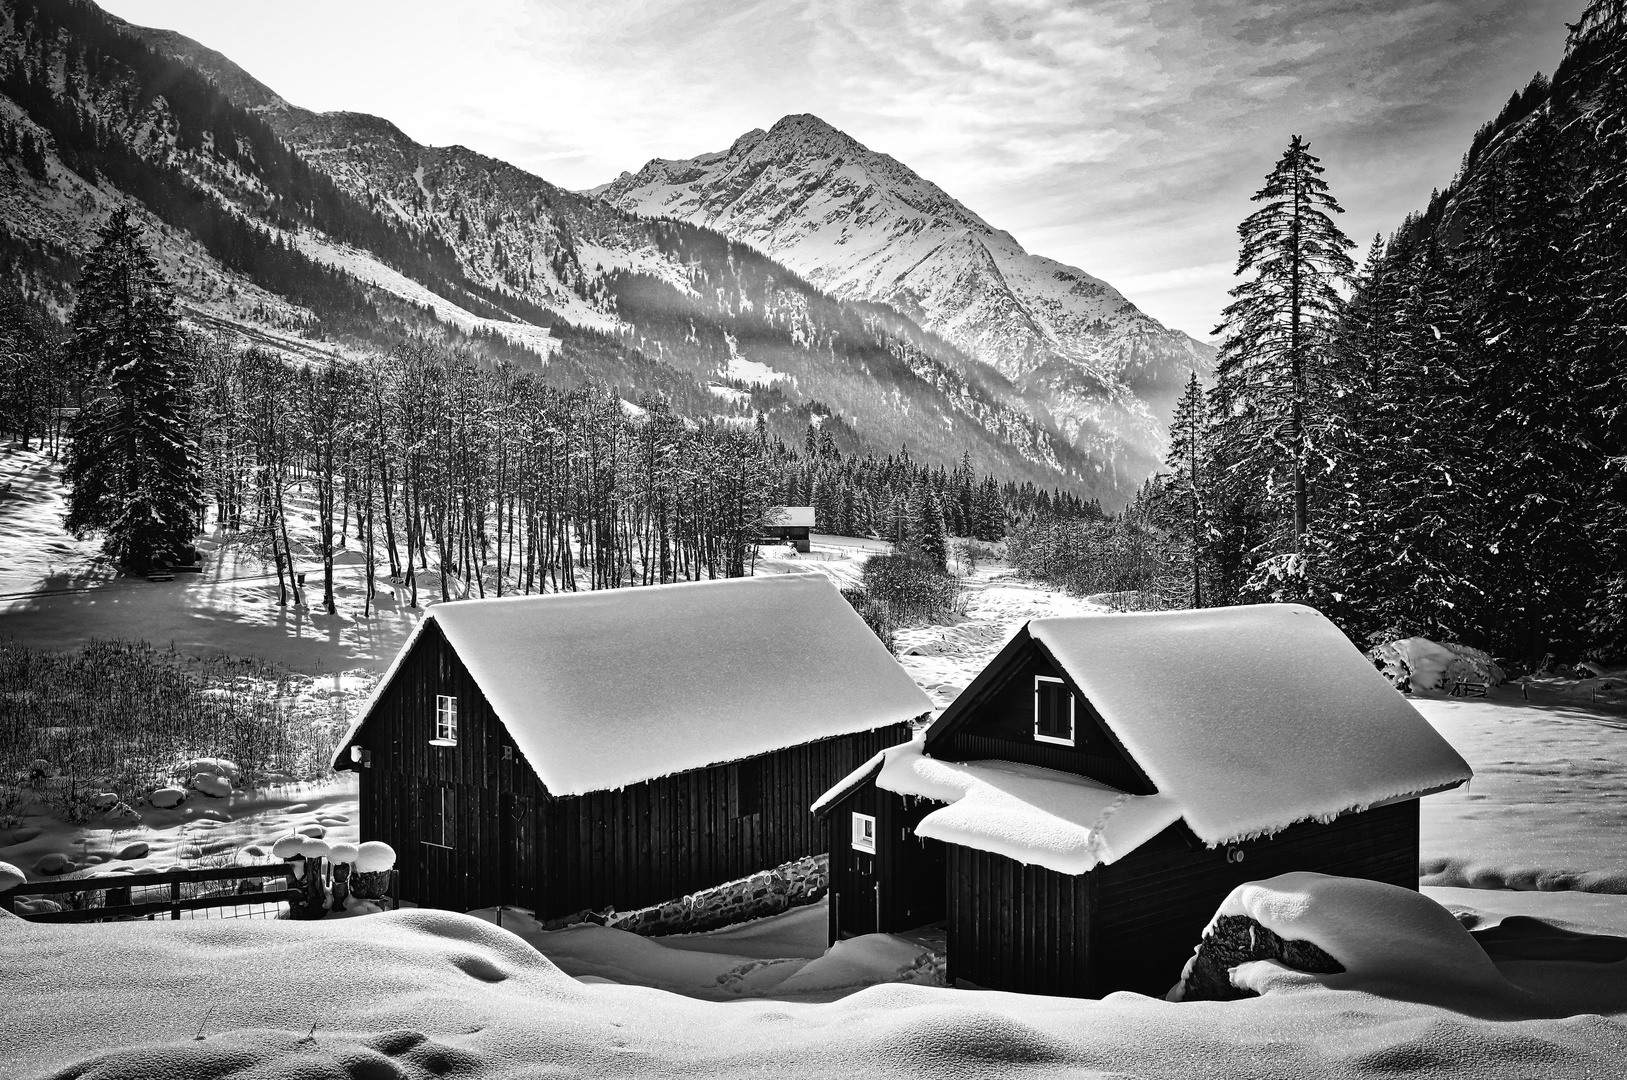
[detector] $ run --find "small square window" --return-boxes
[851,812,877,854]
[1034,676,1075,746]
[433,695,458,745]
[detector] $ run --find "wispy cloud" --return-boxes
[102,0,1585,335]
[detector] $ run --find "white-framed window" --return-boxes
[433,695,458,745]
[1034,675,1075,746]
[851,812,877,854]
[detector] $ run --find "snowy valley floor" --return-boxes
[5,472,1627,1075]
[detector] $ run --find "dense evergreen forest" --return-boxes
[1134,1,1627,663]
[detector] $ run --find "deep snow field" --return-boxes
[4,451,1627,1078]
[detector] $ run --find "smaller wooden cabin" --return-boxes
[815,603,1474,998]
[761,506,815,553]
[335,574,932,917]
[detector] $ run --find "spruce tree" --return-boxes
[63,208,202,572]
[1210,136,1355,595]
[1163,371,1208,607]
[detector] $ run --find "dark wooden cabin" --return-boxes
[815,603,1474,998]
[335,574,932,917]
[760,506,814,553]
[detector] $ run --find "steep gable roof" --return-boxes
[926,604,1472,847]
[337,574,932,795]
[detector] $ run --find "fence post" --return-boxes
[171,880,181,920]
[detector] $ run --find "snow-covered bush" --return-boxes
[1369,637,1504,692]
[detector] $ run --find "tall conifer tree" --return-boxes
[1210,136,1354,595]
[63,208,201,572]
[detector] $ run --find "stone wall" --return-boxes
[603,854,830,937]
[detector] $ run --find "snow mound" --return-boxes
[181,757,240,780]
[0,861,23,892]
[328,842,360,864]
[148,787,186,809]
[1371,638,1504,692]
[1198,873,1522,1007]
[269,835,304,859]
[190,772,231,798]
[356,840,397,873]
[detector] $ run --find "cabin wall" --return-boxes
[945,845,1092,996]
[536,722,912,919]
[352,623,546,914]
[933,643,1153,794]
[825,782,946,941]
[352,628,910,919]
[1087,798,1421,997]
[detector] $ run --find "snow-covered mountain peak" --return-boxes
[598,115,1213,471]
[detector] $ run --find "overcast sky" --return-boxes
[101,0,1586,340]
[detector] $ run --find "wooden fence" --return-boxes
[2,864,302,922]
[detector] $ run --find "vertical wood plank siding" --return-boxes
[349,624,911,917]
[825,783,948,940]
[946,845,1090,995]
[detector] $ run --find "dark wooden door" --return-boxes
[500,793,540,912]
[849,851,880,935]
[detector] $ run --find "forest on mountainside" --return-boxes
[0,0,1114,495]
[1131,0,1627,663]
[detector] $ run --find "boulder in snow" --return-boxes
[296,823,326,839]
[190,773,231,798]
[34,853,75,876]
[148,787,186,810]
[116,842,150,861]
[89,792,119,812]
[1174,872,1515,1005]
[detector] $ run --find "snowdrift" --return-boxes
[5,896,1627,1080]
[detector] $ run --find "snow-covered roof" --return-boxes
[769,506,815,528]
[1014,603,1472,846]
[813,738,1182,875]
[336,575,931,795]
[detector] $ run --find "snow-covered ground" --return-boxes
[6,476,1627,1077]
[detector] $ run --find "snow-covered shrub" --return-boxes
[859,549,965,626]
[1370,637,1504,692]
[1007,516,1188,608]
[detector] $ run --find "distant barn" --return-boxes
[335,574,932,916]
[761,506,815,553]
[814,603,1473,998]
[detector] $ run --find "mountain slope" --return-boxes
[0,0,1118,497]
[598,114,1215,466]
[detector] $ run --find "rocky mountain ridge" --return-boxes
[599,114,1216,467]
